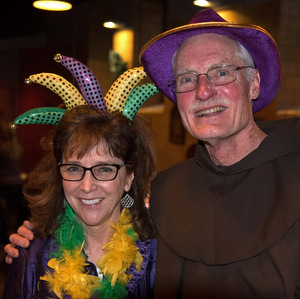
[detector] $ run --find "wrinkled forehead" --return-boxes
[179,33,241,52]
[174,33,250,71]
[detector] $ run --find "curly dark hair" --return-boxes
[24,105,157,240]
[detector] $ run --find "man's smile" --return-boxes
[196,106,226,117]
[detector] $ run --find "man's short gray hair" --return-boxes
[172,34,255,81]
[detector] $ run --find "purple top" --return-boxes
[3,235,156,298]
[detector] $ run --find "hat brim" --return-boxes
[139,22,281,114]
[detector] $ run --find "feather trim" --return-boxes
[97,208,143,286]
[40,204,142,298]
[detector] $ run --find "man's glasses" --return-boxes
[58,162,126,181]
[169,64,254,93]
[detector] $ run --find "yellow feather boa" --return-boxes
[40,208,143,298]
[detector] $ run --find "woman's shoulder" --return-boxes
[2,235,55,298]
[18,234,55,262]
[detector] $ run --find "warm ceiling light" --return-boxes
[193,0,219,7]
[103,21,125,30]
[33,1,72,11]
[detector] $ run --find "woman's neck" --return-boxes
[83,224,115,265]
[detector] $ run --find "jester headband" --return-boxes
[13,53,159,127]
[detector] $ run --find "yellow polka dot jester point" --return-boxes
[25,73,87,109]
[105,67,147,113]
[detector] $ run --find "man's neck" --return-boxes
[204,124,267,166]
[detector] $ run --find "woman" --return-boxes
[3,55,158,298]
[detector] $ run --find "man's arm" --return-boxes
[4,220,35,264]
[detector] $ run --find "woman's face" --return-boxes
[62,143,134,230]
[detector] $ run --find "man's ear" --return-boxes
[250,69,261,100]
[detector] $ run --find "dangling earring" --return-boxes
[144,192,150,209]
[63,198,66,208]
[121,193,134,208]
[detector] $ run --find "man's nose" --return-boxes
[195,75,217,101]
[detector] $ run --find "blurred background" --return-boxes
[0,0,297,293]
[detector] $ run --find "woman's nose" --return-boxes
[79,171,98,193]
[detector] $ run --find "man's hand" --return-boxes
[4,220,35,264]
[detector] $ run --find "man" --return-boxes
[139,8,300,298]
[5,9,300,298]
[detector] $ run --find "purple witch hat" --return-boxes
[139,9,281,114]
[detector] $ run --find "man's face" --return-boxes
[174,33,260,143]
